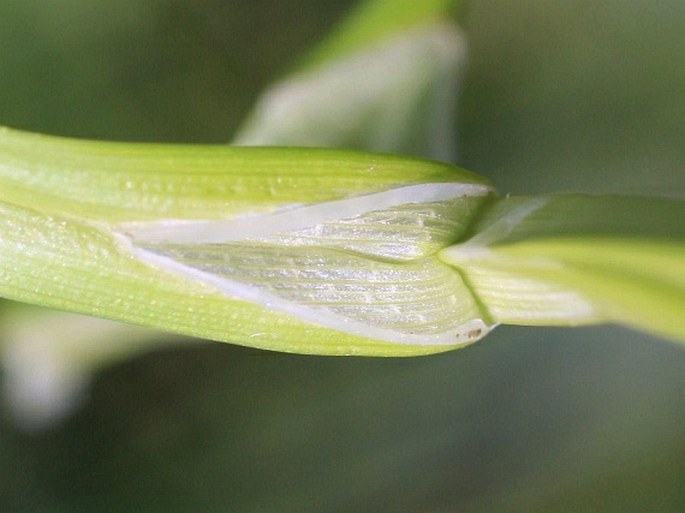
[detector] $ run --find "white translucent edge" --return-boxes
[455,196,551,251]
[122,182,492,244]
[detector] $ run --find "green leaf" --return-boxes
[0,126,481,222]
[440,194,685,343]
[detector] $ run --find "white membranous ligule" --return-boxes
[122,183,493,346]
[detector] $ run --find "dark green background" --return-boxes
[1,1,684,511]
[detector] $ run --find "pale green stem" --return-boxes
[1,127,684,355]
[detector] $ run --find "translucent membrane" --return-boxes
[127,184,491,345]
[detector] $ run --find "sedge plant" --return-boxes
[0,0,683,362]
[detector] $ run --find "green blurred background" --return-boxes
[1,1,684,512]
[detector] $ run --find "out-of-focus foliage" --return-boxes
[460,1,685,195]
[1,1,684,512]
[0,0,355,142]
